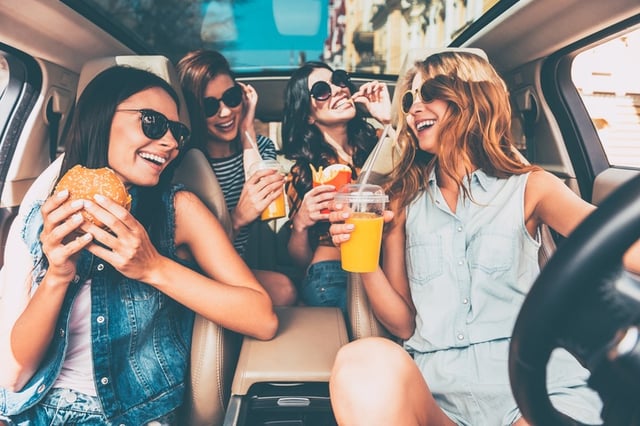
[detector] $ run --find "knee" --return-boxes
[271,275,298,306]
[331,337,404,384]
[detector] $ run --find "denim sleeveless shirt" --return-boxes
[404,170,540,353]
[0,184,196,425]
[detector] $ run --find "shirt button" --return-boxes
[96,263,105,271]
[458,260,464,265]
[101,377,109,385]
[96,316,105,324]
[457,226,463,232]
[457,334,464,340]
[59,328,65,336]
[72,275,80,283]
[462,298,469,304]
[37,384,46,393]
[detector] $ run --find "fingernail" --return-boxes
[83,200,92,208]
[93,194,105,203]
[57,189,69,198]
[82,233,93,241]
[342,212,350,219]
[71,199,84,208]
[72,213,83,223]
[346,224,355,230]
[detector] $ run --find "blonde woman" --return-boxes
[327,51,635,425]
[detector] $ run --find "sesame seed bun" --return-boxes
[55,165,132,227]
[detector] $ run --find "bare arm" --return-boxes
[1,190,90,390]
[81,191,278,340]
[287,185,337,268]
[527,169,640,273]
[330,205,416,339]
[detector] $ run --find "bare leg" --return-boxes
[253,269,297,306]
[330,337,455,426]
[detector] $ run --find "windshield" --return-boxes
[64,0,503,74]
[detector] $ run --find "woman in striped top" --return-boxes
[177,49,296,306]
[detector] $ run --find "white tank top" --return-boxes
[53,279,97,396]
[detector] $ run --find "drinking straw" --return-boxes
[244,130,262,158]
[357,124,391,187]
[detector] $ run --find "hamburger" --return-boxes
[55,164,132,227]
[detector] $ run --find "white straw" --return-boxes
[244,131,262,157]
[358,124,391,187]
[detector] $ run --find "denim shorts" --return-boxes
[300,260,347,313]
[6,387,178,425]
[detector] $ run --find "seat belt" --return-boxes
[46,97,62,162]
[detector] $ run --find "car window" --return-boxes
[572,27,640,168]
[66,0,502,73]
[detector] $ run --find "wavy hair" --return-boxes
[281,61,377,195]
[177,49,236,151]
[387,51,538,211]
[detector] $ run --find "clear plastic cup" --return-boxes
[250,159,287,221]
[334,183,388,272]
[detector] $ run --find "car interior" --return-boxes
[1,0,640,425]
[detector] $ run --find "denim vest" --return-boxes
[0,185,196,425]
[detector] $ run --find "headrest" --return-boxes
[77,55,190,127]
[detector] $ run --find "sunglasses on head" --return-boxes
[309,69,353,102]
[118,109,190,150]
[401,74,456,114]
[203,84,243,117]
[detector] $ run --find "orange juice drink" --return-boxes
[250,159,287,221]
[335,183,388,273]
[261,191,286,221]
[341,212,384,272]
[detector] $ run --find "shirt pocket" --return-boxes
[406,234,443,285]
[468,232,514,274]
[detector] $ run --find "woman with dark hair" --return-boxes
[177,49,296,306]
[0,66,277,425]
[281,61,391,312]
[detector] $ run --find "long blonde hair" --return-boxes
[387,51,538,211]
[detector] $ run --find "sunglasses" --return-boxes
[203,84,243,117]
[117,109,190,150]
[309,70,353,101]
[401,75,456,114]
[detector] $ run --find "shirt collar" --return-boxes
[428,168,496,192]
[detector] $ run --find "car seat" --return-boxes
[346,47,556,341]
[18,55,237,425]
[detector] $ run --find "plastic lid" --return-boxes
[334,183,388,204]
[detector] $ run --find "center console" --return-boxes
[222,306,348,426]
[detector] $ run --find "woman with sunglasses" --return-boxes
[325,51,631,425]
[281,61,391,312]
[0,66,277,425]
[177,49,296,307]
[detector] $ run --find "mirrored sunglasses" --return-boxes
[118,108,190,150]
[309,69,353,101]
[203,84,243,117]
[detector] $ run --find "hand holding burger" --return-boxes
[55,165,131,228]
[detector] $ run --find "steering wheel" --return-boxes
[509,174,640,426]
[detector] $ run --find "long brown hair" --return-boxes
[387,51,538,212]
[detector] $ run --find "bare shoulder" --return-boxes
[525,169,570,201]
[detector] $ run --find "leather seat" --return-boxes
[20,55,237,425]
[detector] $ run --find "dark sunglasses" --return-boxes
[401,74,456,114]
[203,84,243,117]
[117,109,190,150]
[309,69,353,101]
